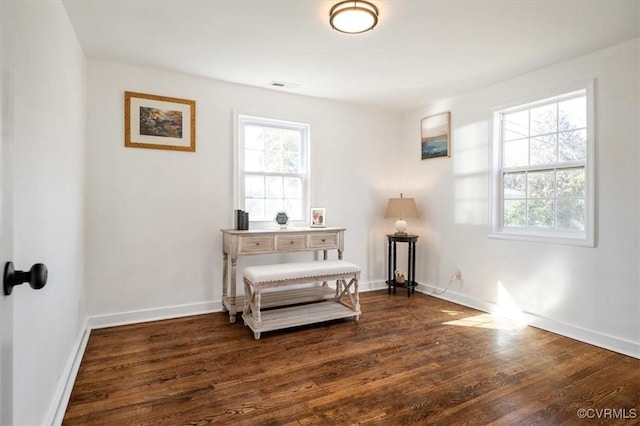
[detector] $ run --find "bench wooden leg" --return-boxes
[336,276,357,307]
[253,290,262,324]
[354,276,360,320]
[243,279,251,326]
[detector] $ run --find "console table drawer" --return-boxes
[309,232,339,249]
[276,235,308,251]
[238,236,275,254]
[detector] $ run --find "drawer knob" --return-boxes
[290,241,294,244]
[321,239,326,242]
[256,242,260,246]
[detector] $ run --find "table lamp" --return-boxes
[384,193,419,235]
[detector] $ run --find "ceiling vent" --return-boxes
[270,81,301,89]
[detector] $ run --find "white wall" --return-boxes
[401,39,640,358]
[85,61,400,321]
[12,1,86,425]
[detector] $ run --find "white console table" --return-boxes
[220,227,345,322]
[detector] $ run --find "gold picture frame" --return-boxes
[125,91,196,152]
[421,111,450,159]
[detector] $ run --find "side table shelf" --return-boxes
[386,233,419,297]
[385,278,418,293]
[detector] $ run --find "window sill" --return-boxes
[488,230,594,248]
[248,220,310,230]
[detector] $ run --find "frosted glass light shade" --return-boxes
[329,0,379,34]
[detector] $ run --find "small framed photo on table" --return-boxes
[310,208,326,227]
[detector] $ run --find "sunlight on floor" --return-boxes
[442,312,526,331]
[440,281,528,331]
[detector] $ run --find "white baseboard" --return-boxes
[46,317,91,426]
[89,300,222,329]
[418,283,640,360]
[359,280,387,292]
[88,280,386,331]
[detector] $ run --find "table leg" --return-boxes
[322,249,329,287]
[387,239,392,294]
[229,257,237,323]
[392,241,397,295]
[407,241,413,297]
[411,241,417,295]
[222,253,228,311]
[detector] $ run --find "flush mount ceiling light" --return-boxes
[329,0,379,34]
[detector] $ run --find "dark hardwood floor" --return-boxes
[63,290,640,425]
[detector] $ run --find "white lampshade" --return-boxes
[384,194,419,234]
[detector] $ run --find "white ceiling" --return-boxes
[62,0,639,112]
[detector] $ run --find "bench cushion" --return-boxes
[243,260,360,284]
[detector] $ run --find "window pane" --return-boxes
[266,176,283,198]
[557,199,585,231]
[530,103,557,136]
[559,96,586,131]
[503,138,528,167]
[283,151,300,173]
[503,110,529,141]
[245,198,265,221]
[504,200,526,227]
[264,150,282,173]
[530,134,557,165]
[264,129,283,152]
[558,129,586,162]
[527,199,554,228]
[503,172,525,198]
[556,168,585,198]
[266,199,284,220]
[528,171,554,199]
[284,199,302,220]
[244,125,264,150]
[244,149,263,172]
[245,175,264,198]
[283,133,301,152]
[284,177,302,198]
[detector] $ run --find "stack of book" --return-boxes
[235,210,249,230]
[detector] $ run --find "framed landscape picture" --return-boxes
[421,111,450,160]
[125,91,196,152]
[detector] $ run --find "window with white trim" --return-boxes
[490,82,594,246]
[236,114,309,227]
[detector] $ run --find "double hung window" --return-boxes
[236,115,310,227]
[491,82,594,246]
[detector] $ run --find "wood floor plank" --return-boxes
[63,291,640,425]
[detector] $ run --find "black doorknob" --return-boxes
[3,262,48,296]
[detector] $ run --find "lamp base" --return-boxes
[394,219,408,234]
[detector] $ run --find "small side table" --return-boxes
[386,234,419,297]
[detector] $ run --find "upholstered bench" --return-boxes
[242,260,361,339]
